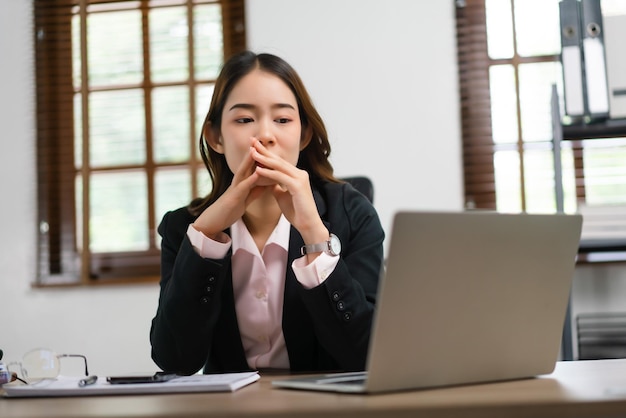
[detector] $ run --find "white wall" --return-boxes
[246,0,464,232]
[0,0,460,374]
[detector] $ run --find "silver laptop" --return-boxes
[272,211,583,393]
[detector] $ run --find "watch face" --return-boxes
[329,234,341,255]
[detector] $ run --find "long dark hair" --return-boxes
[189,51,338,215]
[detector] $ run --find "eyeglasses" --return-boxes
[6,348,89,384]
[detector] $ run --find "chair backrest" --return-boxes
[341,176,374,203]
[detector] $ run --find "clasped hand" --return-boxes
[193,138,328,246]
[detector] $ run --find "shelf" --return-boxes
[551,86,626,360]
[562,118,626,140]
[579,239,626,253]
[577,239,626,264]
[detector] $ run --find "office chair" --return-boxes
[341,176,374,204]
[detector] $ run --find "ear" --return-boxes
[203,122,224,154]
[299,125,313,151]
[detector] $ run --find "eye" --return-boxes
[275,118,291,124]
[235,117,254,124]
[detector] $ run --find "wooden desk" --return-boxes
[4,359,626,418]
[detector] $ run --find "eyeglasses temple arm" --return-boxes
[57,354,89,376]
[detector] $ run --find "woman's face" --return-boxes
[214,68,303,180]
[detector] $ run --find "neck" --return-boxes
[243,192,282,251]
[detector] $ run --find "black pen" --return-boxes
[78,375,98,387]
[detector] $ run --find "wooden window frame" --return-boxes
[34,0,246,286]
[456,0,582,210]
[456,0,626,264]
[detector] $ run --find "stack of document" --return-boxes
[2,372,259,398]
[579,204,626,242]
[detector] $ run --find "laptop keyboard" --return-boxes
[330,377,367,385]
[314,372,367,386]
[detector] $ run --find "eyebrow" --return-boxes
[228,103,296,111]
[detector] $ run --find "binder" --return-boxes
[580,0,610,118]
[603,14,626,119]
[559,0,585,118]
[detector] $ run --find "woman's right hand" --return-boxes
[192,142,264,241]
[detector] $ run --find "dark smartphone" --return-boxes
[107,372,178,384]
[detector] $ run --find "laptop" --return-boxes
[272,210,583,393]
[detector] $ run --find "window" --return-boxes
[456,0,626,214]
[34,0,246,285]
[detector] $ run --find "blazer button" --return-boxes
[336,301,346,311]
[200,296,210,304]
[332,291,340,302]
[343,312,352,321]
[208,276,216,283]
[206,285,213,294]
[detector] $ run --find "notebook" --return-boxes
[272,210,583,393]
[3,372,260,398]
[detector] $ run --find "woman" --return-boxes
[150,51,384,374]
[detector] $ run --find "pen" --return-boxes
[79,375,98,387]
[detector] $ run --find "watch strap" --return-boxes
[300,241,329,256]
[300,233,341,256]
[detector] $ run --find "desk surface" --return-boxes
[4,359,626,418]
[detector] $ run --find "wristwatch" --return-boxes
[301,233,342,256]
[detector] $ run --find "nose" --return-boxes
[256,118,276,146]
[257,136,275,146]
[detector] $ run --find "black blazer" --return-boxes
[150,180,385,374]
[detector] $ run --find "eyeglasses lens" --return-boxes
[21,349,60,382]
